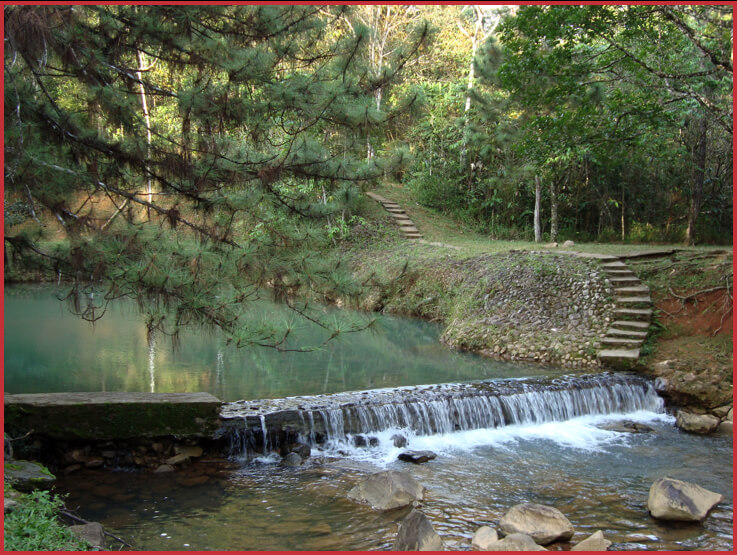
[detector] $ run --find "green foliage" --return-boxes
[3,5,428,345]
[3,488,90,551]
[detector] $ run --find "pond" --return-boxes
[4,285,565,400]
[4,285,734,551]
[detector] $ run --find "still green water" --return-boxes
[4,285,561,401]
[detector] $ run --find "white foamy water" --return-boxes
[313,410,675,466]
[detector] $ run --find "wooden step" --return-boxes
[606,328,648,338]
[613,308,653,319]
[611,320,650,330]
[615,296,652,304]
[598,348,641,361]
[601,337,644,346]
[614,285,650,294]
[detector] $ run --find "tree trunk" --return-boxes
[550,177,558,243]
[685,117,707,245]
[620,184,625,241]
[534,175,542,243]
[136,49,153,220]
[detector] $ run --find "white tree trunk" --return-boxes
[534,175,542,243]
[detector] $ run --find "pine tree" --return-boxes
[4,5,428,347]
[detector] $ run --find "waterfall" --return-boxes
[219,373,665,456]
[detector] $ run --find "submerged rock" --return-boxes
[648,477,722,521]
[675,411,720,434]
[483,532,547,551]
[499,503,574,545]
[281,452,303,467]
[598,420,654,433]
[347,470,426,511]
[392,508,444,551]
[398,450,437,464]
[571,530,611,551]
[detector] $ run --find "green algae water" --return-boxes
[4,285,563,400]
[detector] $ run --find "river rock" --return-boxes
[499,503,574,545]
[483,533,547,551]
[391,434,408,448]
[571,530,611,551]
[281,452,303,467]
[165,453,192,466]
[675,410,720,434]
[471,526,498,549]
[598,420,654,433]
[154,464,175,473]
[69,522,106,549]
[174,445,203,458]
[287,442,311,459]
[347,470,426,511]
[648,477,722,521]
[398,450,437,464]
[4,459,56,491]
[392,509,444,551]
[4,498,19,514]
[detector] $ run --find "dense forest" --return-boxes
[4,4,733,341]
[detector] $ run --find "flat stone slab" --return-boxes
[601,337,644,346]
[598,348,640,360]
[4,392,222,440]
[614,308,653,318]
[619,249,682,260]
[615,296,652,304]
[607,328,648,338]
[608,276,641,283]
[612,320,650,329]
[614,286,650,294]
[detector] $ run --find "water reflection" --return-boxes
[5,285,567,401]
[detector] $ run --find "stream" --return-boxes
[4,285,734,550]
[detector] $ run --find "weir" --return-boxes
[217,373,665,455]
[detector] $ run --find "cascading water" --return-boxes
[218,373,665,457]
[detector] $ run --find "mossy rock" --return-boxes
[4,460,56,492]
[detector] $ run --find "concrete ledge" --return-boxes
[5,392,223,441]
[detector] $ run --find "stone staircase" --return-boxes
[365,192,423,240]
[597,259,653,367]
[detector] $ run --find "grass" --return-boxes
[3,486,91,551]
[370,181,733,258]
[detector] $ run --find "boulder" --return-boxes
[165,453,191,466]
[471,526,498,550]
[392,509,444,551]
[571,530,611,551]
[347,470,426,511]
[562,240,575,247]
[483,533,547,551]
[4,460,56,491]
[398,451,437,464]
[598,420,654,434]
[69,522,106,549]
[648,477,722,521]
[153,464,175,473]
[499,503,574,545]
[675,411,720,434]
[4,498,19,514]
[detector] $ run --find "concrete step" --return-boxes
[613,308,653,319]
[598,348,641,361]
[607,328,648,338]
[608,276,641,284]
[604,269,636,276]
[404,234,423,239]
[601,261,628,269]
[386,208,406,214]
[391,215,412,222]
[611,320,650,330]
[398,222,419,228]
[400,227,420,234]
[614,285,650,294]
[615,296,652,304]
[601,337,645,346]
[381,202,400,208]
